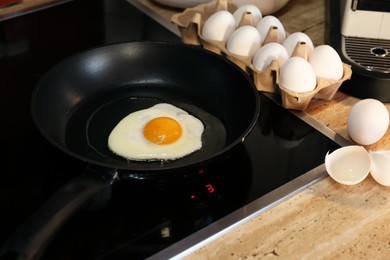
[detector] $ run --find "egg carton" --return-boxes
[171,0,353,111]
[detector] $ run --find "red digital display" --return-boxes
[189,183,216,200]
[205,184,214,193]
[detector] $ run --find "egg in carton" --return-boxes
[171,0,237,46]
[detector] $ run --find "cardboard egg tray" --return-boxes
[171,0,353,111]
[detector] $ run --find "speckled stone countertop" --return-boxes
[131,0,390,258]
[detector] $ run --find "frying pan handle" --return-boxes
[0,175,112,260]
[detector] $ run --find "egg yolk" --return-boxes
[143,117,182,144]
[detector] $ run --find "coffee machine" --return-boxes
[326,0,390,101]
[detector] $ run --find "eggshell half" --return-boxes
[369,150,390,186]
[325,146,371,185]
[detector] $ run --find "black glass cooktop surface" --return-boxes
[0,1,340,259]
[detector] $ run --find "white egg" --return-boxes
[347,99,390,146]
[325,146,371,185]
[108,103,204,161]
[232,4,262,26]
[282,32,314,57]
[279,56,317,92]
[255,15,286,43]
[226,25,261,58]
[252,42,289,73]
[201,10,236,42]
[369,150,390,186]
[309,45,343,80]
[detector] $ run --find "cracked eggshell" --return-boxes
[325,146,371,185]
[369,150,390,186]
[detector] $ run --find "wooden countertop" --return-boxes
[135,1,390,258]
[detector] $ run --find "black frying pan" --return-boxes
[1,41,259,260]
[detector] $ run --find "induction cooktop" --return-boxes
[0,1,341,259]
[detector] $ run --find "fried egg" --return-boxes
[108,103,204,161]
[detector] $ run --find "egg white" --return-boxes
[108,103,204,161]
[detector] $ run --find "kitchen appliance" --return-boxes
[326,0,390,101]
[0,0,340,259]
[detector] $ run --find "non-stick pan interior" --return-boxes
[31,41,259,171]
